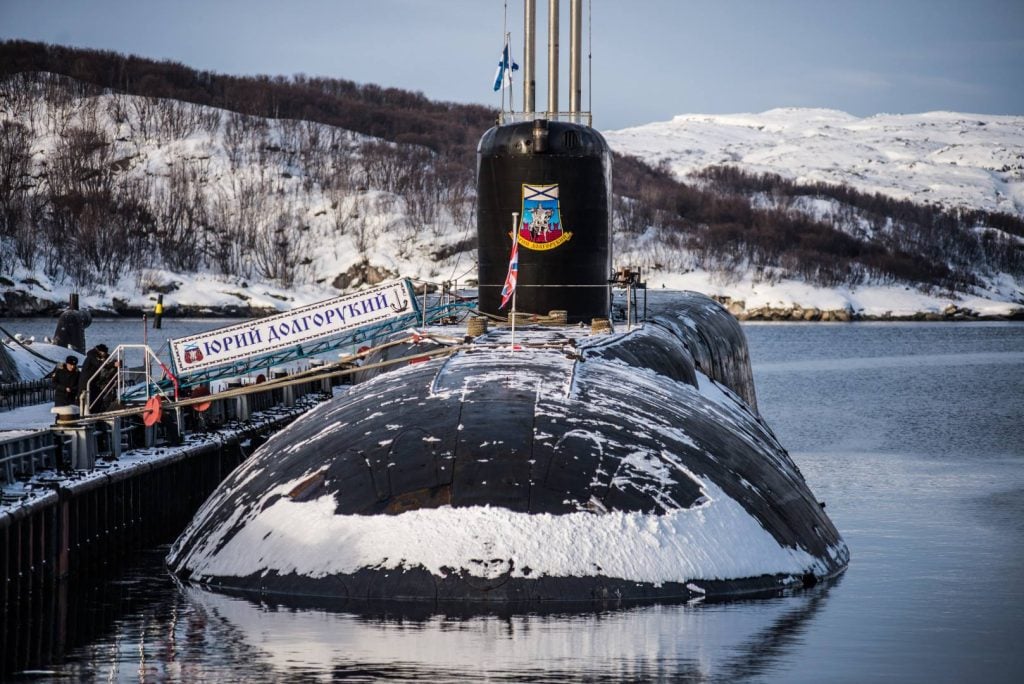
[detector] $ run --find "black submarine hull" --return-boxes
[168,294,848,603]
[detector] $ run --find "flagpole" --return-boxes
[510,290,517,353]
[507,32,515,114]
[501,1,508,115]
[510,211,518,353]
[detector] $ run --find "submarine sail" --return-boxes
[478,0,611,321]
[168,0,848,603]
[476,119,612,321]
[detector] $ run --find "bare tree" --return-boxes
[153,163,209,271]
[207,175,269,277]
[129,96,157,140]
[223,111,248,168]
[105,92,130,126]
[252,206,311,287]
[155,98,200,142]
[0,121,32,259]
[194,103,221,135]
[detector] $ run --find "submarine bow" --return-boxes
[168,300,848,602]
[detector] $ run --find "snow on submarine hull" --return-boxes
[167,293,849,603]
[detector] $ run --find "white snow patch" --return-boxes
[605,108,1024,217]
[185,478,824,584]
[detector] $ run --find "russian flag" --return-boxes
[493,40,519,91]
[499,238,519,309]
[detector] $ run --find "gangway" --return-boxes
[116,294,476,402]
[82,343,178,414]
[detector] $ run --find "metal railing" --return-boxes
[82,344,176,414]
[135,298,476,398]
[0,379,55,412]
[0,432,59,489]
[0,328,473,488]
[498,111,593,126]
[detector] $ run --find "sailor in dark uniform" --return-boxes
[52,355,81,408]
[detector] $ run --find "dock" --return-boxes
[0,283,497,610]
[1,371,340,606]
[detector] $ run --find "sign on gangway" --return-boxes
[169,279,417,373]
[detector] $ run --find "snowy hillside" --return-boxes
[1,72,1021,320]
[604,108,1024,217]
[0,73,477,316]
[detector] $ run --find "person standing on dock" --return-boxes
[79,344,113,413]
[52,355,81,410]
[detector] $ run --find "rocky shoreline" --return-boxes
[714,296,1024,322]
[3,290,1022,322]
[0,290,283,319]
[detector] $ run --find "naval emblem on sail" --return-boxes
[518,183,572,250]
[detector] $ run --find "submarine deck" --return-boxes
[168,308,849,603]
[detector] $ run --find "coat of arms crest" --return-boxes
[517,184,572,250]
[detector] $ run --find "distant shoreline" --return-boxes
[4,304,1022,323]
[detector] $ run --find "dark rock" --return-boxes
[0,289,62,316]
[332,260,399,290]
[145,280,181,295]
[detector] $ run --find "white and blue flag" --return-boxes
[493,39,519,91]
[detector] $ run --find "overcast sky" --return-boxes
[2,0,1022,130]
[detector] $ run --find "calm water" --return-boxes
[2,316,256,360]
[3,317,1023,682]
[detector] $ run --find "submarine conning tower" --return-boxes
[477,0,612,323]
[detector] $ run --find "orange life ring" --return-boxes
[191,385,212,412]
[143,395,163,426]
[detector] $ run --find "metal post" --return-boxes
[58,426,96,470]
[422,284,428,327]
[626,282,632,331]
[524,0,536,115]
[510,211,519,353]
[236,394,250,422]
[547,0,559,118]
[120,346,128,404]
[109,418,122,459]
[510,291,517,353]
[569,0,582,116]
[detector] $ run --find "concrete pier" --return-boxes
[1,385,332,608]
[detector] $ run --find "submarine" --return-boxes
[168,0,848,603]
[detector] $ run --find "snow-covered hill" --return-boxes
[0,74,476,315]
[604,108,1024,217]
[1,75,1021,320]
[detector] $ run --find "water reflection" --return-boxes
[2,545,840,682]
[168,579,838,682]
[1,549,168,678]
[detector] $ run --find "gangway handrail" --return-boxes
[84,344,179,415]
[120,298,477,401]
[64,334,469,426]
